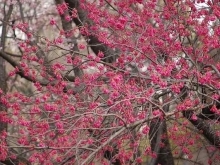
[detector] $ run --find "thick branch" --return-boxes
[183,110,220,147]
[0,51,75,85]
[0,50,40,83]
[180,85,220,147]
[197,102,220,121]
[55,0,83,78]
[65,0,118,63]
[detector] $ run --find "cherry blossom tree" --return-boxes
[0,0,220,165]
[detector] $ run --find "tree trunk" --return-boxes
[149,119,174,165]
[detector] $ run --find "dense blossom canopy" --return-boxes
[0,0,220,165]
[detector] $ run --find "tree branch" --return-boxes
[183,110,220,147]
[65,0,119,63]
[0,50,41,83]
